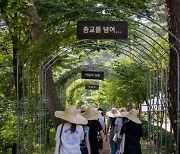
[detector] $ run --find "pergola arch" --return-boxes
[16,6,180,154]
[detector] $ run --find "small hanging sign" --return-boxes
[81,71,104,80]
[85,85,99,90]
[77,21,128,39]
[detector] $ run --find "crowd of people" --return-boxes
[54,105,143,154]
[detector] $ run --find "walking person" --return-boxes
[106,107,119,154]
[114,108,128,146]
[54,105,88,154]
[80,124,91,154]
[120,109,143,154]
[97,107,106,150]
[82,106,104,154]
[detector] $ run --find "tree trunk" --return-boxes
[164,0,180,145]
[12,35,23,101]
[27,0,63,128]
[40,66,63,128]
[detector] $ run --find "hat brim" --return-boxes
[106,111,117,117]
[125,115,142,124]
[55,111,88,125]
[82,111,101,120]
[94,108,103,113]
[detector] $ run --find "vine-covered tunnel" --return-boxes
[1,2,179,154]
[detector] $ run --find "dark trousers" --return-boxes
[98,139,103,149]
[124,144,142,154]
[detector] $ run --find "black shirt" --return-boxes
[120,120,143,145]
[87,120,102,154]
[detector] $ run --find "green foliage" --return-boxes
[66,79,101,106]
[97,57,149,107]
[0,0,170,152]
[0,98,16,153]
[141,119,176,148]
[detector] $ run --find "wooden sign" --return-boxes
[85,85,99,90]
[77,21,128,39]
[81,71,104,80]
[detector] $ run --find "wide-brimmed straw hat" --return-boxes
[125,109,142,124]
[81,106,101,120]
[54,105,88,125]
[94,107,103,113]
[106,107,118,117]
[119,107,127,112]
[116,107,128,117]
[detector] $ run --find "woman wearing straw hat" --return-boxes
[114,108,128,144]
[120,109,143,154]
[82,106,104,154]
[97,107,106,150]
[106,107,119,154]
[54,105,88,154]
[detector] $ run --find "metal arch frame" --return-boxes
[40,38,165,107]
[40,40,169,153]
[76,28,170,98]
[64,43,162,98]
[37,23,169,71]
[39,18,172,151]
[22,6,176,60]
[41,42,151,122]
[37,35,167,154]
[40,39,154,73]
[40,47,162,154]
[42,41,159,97]
[54,40,150,86]
[16,6,180,154]
[39,30,167,106]
[34,6,173,66]
[53,43,166,147]
[42,41,152,90]
[20,6,179,77]
[38,21,170,59]
[38,6,179,59]
[25,6,180,45]
[43,43,149,105]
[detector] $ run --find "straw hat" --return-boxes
[54,105,88,125]
[106,107,118,117]
[119,107,127,113]
[81,106,101,120]
[116,107,128,117]
[125,109,142,124]
[94,107,103,113]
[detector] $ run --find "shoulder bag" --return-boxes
[120,120,128,154]
[59,124,64,153]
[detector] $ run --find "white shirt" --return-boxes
[98,115,106,130]
[54,123,84,154]
[115,118,123,138]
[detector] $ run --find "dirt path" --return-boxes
[99,139,110,154]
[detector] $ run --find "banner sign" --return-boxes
[81,71,104,80]
[85,85,99,90]
[77,21,128,39]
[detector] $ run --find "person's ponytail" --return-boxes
[71,123,76,133]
